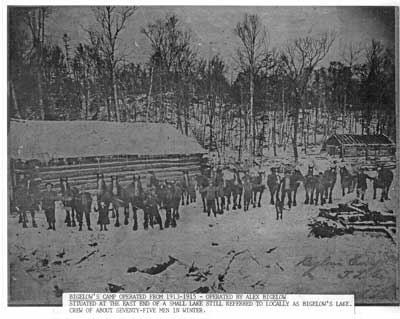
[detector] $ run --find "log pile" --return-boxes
[13,154,203,194]
[308,199,396,242]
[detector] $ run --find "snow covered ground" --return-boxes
[8,167,397,306]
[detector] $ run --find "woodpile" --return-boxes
[308,199,396,242]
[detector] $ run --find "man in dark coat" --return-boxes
[314,172,325,205]
[201,181,217,217]
[143,187,163,230]
[97,201,110,231]
[26,168,42,225]
[41,183,57,230]
[75,190,93,231]
[275,195,286,220]
[356,168,373,200]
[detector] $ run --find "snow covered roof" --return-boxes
[324,134,394,146]
[9,120,206,161]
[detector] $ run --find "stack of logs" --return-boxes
[308,199,396,242]
[13,155,203,195]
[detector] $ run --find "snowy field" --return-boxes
[8,169,398,306]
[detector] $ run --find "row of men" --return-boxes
[14,163,391,230]
[17,181,166,232]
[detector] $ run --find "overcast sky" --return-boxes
[43,6,396,71]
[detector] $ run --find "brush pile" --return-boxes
[308,199,396,242]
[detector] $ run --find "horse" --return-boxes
[267,169,280,205]
[172,182,182,220]
[196,173,210,213]
[60,177,77,227]
[373,167,394,202]
[187,176,197,204]
[212,168,237,212]
[164,181,181,228]
[278,171,293,208]
[213,169,226,213]
[289,169,304,206]
[230,169,243,210]
[314,173,326,205]
[322,166,337,204]
[249,171,266,208]
[156,180,168,211]
[218,168,244,211]
[304,166,318,205]
[123,175,144,231]
[339,166,357,196]
[142,188,163,230]
[110,176,132,227]
[149,172,166,209]
[72,188,93,231]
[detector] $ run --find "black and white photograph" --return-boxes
[6,4,398,307]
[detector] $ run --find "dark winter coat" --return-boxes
[41,191,57,210]
[357,172,372,190]
[97,202,110,225]
[267,173,279,190]
[203,185,217,201]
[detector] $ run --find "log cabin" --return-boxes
[9,120,207,199]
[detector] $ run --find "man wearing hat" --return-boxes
[201,180,217,217]
[290,166,304,206]
[356,167,373,200]
[41,182,58,230]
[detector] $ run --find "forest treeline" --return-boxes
[8,7,396,161]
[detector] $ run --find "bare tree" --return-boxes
[142,15,192,124]
[174,47,197,135]
[342,41,362,68]
[23,7,48,119]
[281,32,335,161]
[340,42,362,133]
[89,6,137,121]
[234,13,268,158]
[361,40,385,135]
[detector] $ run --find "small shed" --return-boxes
[9,120,206,196]
[321,134,395,160]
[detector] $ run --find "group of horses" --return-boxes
[61,173,187,231]
[13,163,394,231]
[196,163,393,214]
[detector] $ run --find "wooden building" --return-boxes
[321,134,395,160]
[9,120,206,196]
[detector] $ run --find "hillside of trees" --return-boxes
[8,7,396,162]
